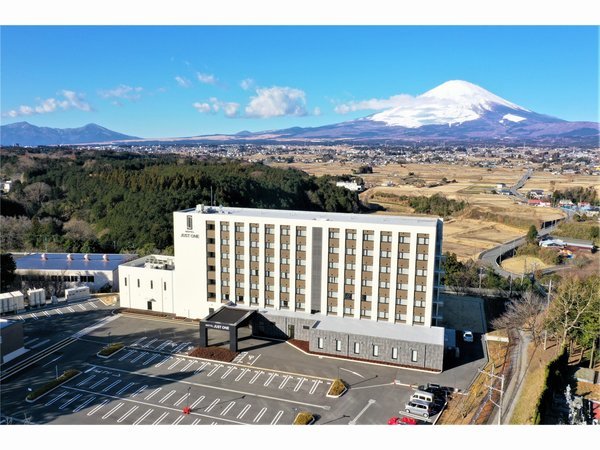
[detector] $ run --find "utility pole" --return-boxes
[543,279,552,350]
[479,366,505,425]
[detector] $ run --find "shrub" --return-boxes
[327,378,347,397]
[26,369,80,401]
[98,342,124,356]
[293,412,315,425]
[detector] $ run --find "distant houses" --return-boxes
[539,236,595,252]
[335,180,364,192]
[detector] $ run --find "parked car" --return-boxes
[388,416,418,425]
[405,399,435,418]
[463,330,474,342]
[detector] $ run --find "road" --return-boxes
[509,168,533,201]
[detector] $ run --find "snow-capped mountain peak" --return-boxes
[370,80,530,128]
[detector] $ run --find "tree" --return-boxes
[492,290,546,344]
[0,253,17,292]
[544,275,600,352]
[526,225,538,244]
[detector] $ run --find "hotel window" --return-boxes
[296,259,306,266]
[344,293,353,301]
[380,250,391,258]
[235,267,243,274]
[222,293,230,301]
[281,257,290,264]
[222,253,229,259]
[266,242,275,249]
[417,253,429,261]
[295,287,305,294]
[398,235,411,244]
[265,227,274,235]
[317,337,324,349]
[281,272,289,279]
[124,278,127,287]
[265,271,273,277]
[237,295,244,303]
[415,284,426,292]
[137,279,140,288]
[378,311,388,319]
[361,279,372,287]
[328,276,338,283]
[346,248,356,255]
[335,340,342,352]
[207,238,215,244]
[281,300,289,308]
[280,286,288,293]
[346,231,356,240]
[353,342,360,354]
[416,269,428,276]
[362,264,373,272]
[221,224,229,231]
[381,266,391,273]
[222,280,230,287]
[418,237,430,245]
[344,307,353,314]
[328,247,339,254]
[296,229,307,237]
[379,296,389,304]
[399,252,410,259]
[296,273,306,280]
[398,267,409,275]
[251,241,259,248]
[414,315,425,324]
[363,233,374,241]
[411,350,418,362]
[251,255,259,262]
[281,228,289,236]
[362,249,373,256]
[361,294,372,302]
[327,290,337,298]
[345,262,356,270]
[150,280,154,289]
[296,302,305,309]
[328,261,339,269]
[372,345,380,357]
[235,254,244,260]
[251,269,259,276]
[251,283,259,290]
[266,285,274,292]
[399,283,409,290]
[163,282,167,291]
[415,300,426,307]
[329,231,339,239]
[208,252,215,258]
[379,281,390,288]
[207,223,215,230]
[222,266,229,273]
[381,234,392,243]
[186,215,193,230]
[296,244,306,251]
[250,226,259,234]
[345,278,355,285]
[392,347,398,359]
[281,243,289,250]
[265,256,274,263]
[235,225,244,233]
[400,314,407,321]
[221,239,230,245]
[250,297,259,304]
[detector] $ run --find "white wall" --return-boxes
[119,265,175,314]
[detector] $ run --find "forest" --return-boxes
[0,149,361,255]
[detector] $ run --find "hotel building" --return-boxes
[119,205,447,371]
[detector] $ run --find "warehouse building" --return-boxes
[15,252,137,295]
[0,319,25,364]
[120,205,446,371]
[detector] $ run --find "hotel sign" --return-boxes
[204,322,231,331]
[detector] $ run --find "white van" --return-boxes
[410,390,435,404]
[404,399,434,418]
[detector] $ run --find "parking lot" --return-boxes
[1,309,486,425]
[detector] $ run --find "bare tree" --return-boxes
[23,181,52,207]
[492,290,546,344]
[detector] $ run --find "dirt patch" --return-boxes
[501,256,551,275]
[188,346,239,362]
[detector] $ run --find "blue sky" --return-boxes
[1,26,598,138]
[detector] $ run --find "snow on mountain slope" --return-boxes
[370,80,530,128]
[501,113,527,123]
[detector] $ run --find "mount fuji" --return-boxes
[1,80,598,146]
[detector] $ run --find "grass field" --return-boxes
[501,256,551,275]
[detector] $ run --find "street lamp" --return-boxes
[108,331,111,347]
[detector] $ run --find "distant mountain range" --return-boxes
[0,122,138,146]
[2,80,598,146]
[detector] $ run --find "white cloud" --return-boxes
[245,86,307,118]
[193,97,240,118]
[240,78,255,91]
[313,107,321,116]
[197,73,217,85]
[175,76,192,88]
[2,90,92,118]
[334,94,413,114]
[98,84,143,102]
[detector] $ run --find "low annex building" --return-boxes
[119,205,447,371]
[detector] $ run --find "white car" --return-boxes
[463,331,474,342]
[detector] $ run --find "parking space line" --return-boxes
[90,301,99,309]
[190,396,205,410]
[43,310,51,317]
[87,399,109,416]
[102,402,124,420]
[248,354,261,366]
[117,405,139,423]
[205,398,220,413]
[73,396,97,413]
[143,338,158,348]
[77,375,96,386]
[263,373,277,387]
[159,390,177,404]
[220,401,236,416]
[131,352,148,363]
[134,408,154,425]
[173,342,191,353]
[235,368,250,382]
[17,315,24,321]
[249,371,264,384]
[59,394,82,410]
[155,340,171,351]
[90,377,109,389]
[192,418,201,425]
[101,380,121,392]
[142,354,160,365]
[195,362,210,374]
[116,382,136,395]
[45,391,68,406]
[31,312,39,320]
[131,385,148,398]
[309,380,322,395]
[232,352,247,364]
[155,355,172,367]
[174,393,190,407]
[172,415,186,425]
[253,407,267,423]
[181,361,196,372]
[144,388,161,400]
[30,338,51,349]
[133,337,147,346]
[168,358,183,370]
[278,376,290,389]
[207,364,222,377]
[119,350,136,361]
[237,404,251,419]
[221,366,236,379]
[153,412,169,425]
[67,307,75,312]
[24,337,39,346]
[56,309,64,315]
[78,304,86,311]
[271,410,284,425]
[294,378,306,392]
[211,421,218,425]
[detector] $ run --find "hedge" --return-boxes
[327,379,347,397]
[26,369,81,401]
[98,342,124,357]
[293,412,315,425]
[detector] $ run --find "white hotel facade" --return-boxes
[119,205,447,371]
